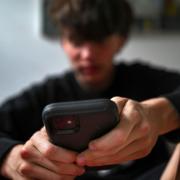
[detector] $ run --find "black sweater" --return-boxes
[0,62,180,179]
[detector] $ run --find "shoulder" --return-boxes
[116,60,157,70]
[32,70,75,91]
[0,70,75,106]
[115,60,180,89]
[115,60,180,75]
[42,70,74,83]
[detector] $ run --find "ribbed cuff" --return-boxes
[163,90,180,142]
[164,90,180,116]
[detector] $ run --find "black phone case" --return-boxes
[42,99,119,152]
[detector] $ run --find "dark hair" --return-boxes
[49,0,133,42]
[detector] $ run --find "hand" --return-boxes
[76,96,161,167]
[1,127,85,180]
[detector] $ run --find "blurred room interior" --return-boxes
[0,0,180,103]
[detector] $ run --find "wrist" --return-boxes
[141,97,180,135]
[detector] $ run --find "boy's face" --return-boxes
[61,34,125,90]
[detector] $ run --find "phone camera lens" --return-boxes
[52,115,79,132]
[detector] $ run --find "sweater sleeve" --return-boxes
[150,65,180,142]
[0,70,91,172]
[152,66,180,142]
[0,83,46,164]
[165,87,180,115]
[163,87,180,142]
[0,74,71,166]
[131,62,180,142]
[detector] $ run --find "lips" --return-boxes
[79,65,100,76]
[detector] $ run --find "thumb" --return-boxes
[111,96,128,114]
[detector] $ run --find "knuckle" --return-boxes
[126,99,136,108]
[124,110,141,126]
[111,97,129,110]
[125,101,144,125]
[20,141,33,159]
[42,144,57,158]
[20,147,30,159]
[131,110,141,123]
[111,96,128,102]
[127,100,141,113]
[18,162,32,176]
[111,96,121,102]
[140,123,150,135]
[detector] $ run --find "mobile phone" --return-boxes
[42,99,119,152]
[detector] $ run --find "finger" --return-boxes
[21,141,85,176]
[89,99,146,152]
[11,173,34,180]
[88,113,134,153]
[31,130,77,163]
[78,124,125,164]
[85,149,150,167]
[77,128,128,167]
[118,147,153,164]
[77,120,150,167]
[53,162,85,176]
[111,96,128,114]
[83,136,151,167]
[17,161,75,180]
[17,177,34,180]
[126,120,150,143]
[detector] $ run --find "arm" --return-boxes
[0,74,72,164]
[0,128,85,179]
[0,80,47,167]
[75,64,180,167]
[0,75,84,179]
[141,97,180,136]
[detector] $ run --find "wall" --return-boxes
[0,0,180,103]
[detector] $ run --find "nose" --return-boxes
[80,44,96,60]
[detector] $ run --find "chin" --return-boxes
[79,77,108,91]
[75,71,109,89]
[81,75,103,85]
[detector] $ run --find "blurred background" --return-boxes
[0,0,180,103]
